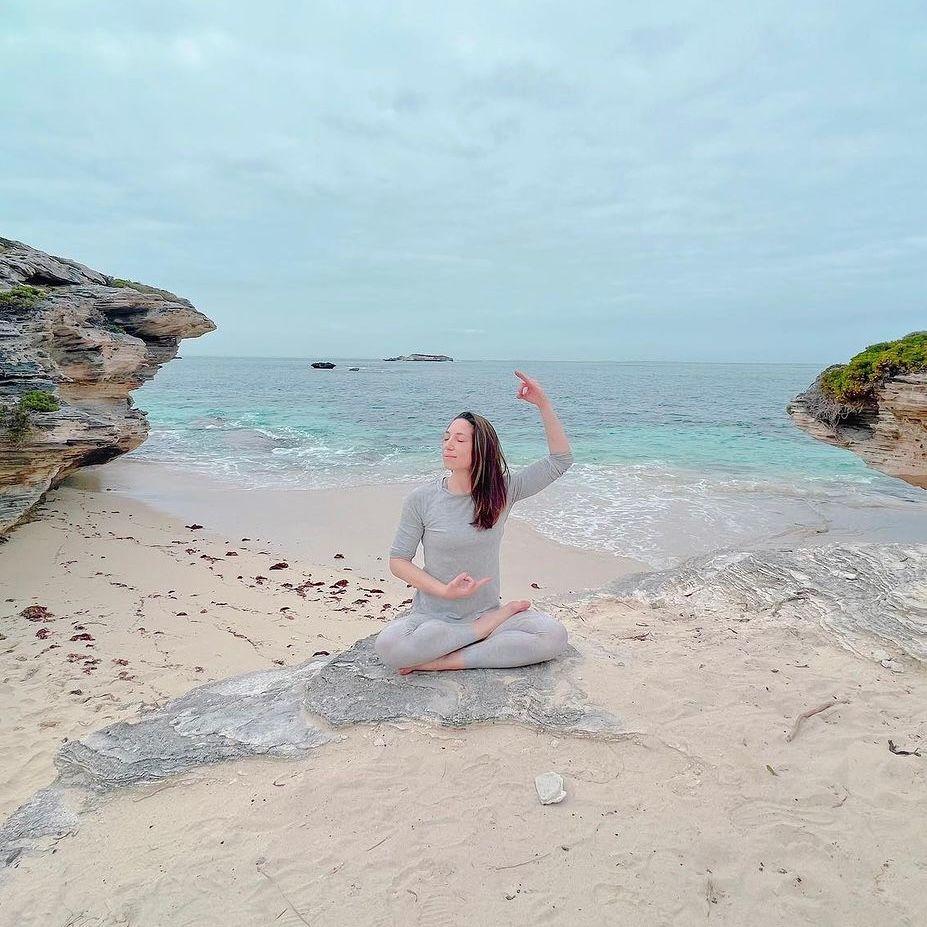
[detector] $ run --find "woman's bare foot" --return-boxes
[398,600,531,674]
[399,651,465,674]
[473,598,531,636]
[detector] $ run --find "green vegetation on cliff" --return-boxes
[820,331,927,403]
[0,284,45,309]
[110,277,175,298]
[0,389,61,441]
[19,389,61,413]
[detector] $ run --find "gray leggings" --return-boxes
[374,606,569,670]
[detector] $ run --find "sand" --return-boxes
[1,459,925,926]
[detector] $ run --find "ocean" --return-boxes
[130,357,927,568]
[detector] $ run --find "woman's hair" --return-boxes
[450,410,510,530]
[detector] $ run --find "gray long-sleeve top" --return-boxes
[388,450,574,620]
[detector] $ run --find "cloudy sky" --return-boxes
[2,2,924,362]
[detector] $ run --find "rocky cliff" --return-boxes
[0,237,215,532]
[787,333,927,489]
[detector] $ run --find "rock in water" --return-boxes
[0,237,216,532]
[382,353,453,362]
[535,772,566,804]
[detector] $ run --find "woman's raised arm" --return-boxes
[508,370,574,504]
[514,369,571,455]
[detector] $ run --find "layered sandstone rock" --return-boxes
[0,237,215,532]
[788,370,927,489]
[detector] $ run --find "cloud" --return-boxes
[0,2,924,362]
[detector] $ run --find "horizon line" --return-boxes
[174,353,832,366]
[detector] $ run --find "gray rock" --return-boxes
[40,633,622,800]
[305,634,625,737]
[382,353,453,362]
[0,786,81,872]
[1,634,624,874]
[562,543,927,663]
[56,659,336,792]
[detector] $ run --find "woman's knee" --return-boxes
[374,615,435,668]
[545,618,569,657]
[374,623,406,668]
[528,611,568,658]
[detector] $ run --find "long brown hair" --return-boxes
[450,411,510,530]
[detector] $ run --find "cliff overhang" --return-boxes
[787,332,927,488]
[0,237,216,532]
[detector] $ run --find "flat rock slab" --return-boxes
[0,787,82,871]
[305,634,625,737]
[2,632,622,874]
[55,659,335,792]
[567,543,927,663]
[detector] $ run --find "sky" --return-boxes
[2,2,925,363]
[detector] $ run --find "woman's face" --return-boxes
[442,418,474,471]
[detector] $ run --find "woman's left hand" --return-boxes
[514,370,549,408]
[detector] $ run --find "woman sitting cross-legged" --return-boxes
[375,370,573,674]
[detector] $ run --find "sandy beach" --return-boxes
[1,459,925,926]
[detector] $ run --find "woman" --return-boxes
[374,369,574,674]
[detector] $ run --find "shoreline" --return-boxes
[67,455,651,598]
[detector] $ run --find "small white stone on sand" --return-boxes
[880,658,904,673]
[535,772,566,804]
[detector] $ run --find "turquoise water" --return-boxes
[131,357,925,566]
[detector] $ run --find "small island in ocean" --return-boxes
[383,353,453,362]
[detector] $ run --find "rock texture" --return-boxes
[575,542,927,663]
[56,659,336,793]
[0,787,83,871]
[305,634,622,735]
[787,371,927,488]
[0,237,215,532]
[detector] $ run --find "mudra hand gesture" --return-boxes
[514,369,549,408]
[443,571,492,600]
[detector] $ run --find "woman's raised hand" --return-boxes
[443,572,492,600]
[514,369,549,408]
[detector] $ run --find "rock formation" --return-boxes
[0,237,215,532]
[787,335,927,488]
[578,542,927,663]
[383,353,453,362]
